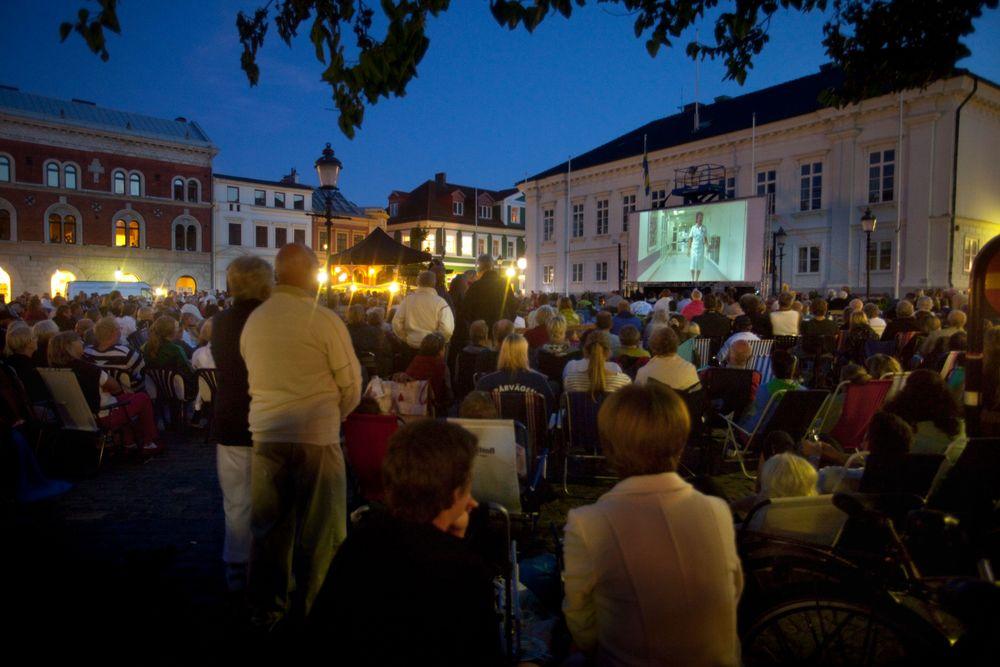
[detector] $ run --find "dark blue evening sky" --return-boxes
[2,1,998,206]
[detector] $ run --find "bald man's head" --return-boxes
[275,243,319,291]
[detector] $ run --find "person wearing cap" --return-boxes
[459,254,518,332]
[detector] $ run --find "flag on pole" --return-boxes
[642,134,650,196]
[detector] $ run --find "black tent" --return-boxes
[327,227,432,266]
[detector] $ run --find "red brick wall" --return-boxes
[0,138,212,251]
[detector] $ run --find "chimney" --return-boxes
[280,167,299,184]
[435,172,447,187]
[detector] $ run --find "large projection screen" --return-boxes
[628,197,766,284]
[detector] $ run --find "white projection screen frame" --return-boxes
[627,197,767,284]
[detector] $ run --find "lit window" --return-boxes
[128,220,140,247]
[461,233,473,256]
[509,207,520,224]
[113,170,126,194]
[115,219,127,247]
[477,237,486,256]
[445,232,457,256]
[800,162,822,211]
[46,163,60,187]
[868,150,895,204]
[48,213,76,244]
[129,173,141,196]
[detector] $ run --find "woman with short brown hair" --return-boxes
[563,383,742,665]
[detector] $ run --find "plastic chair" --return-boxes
[342,413,400,503]
[742,495,848,547]
[196,368,218,441]
[560,391,609,492]
[144,368,189,433]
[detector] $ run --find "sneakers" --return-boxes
[142,442,164,456]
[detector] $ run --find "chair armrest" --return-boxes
[102,398,133,412]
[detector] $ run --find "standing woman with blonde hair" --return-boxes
[475,333,557,414]
[563,331,630,397]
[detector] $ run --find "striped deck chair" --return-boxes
[751,355,774,385]
[692,337,713,369]
[490,389,548,474]
[895,331,923,365]
[747,338,774,358]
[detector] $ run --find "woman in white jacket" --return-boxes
[562,383,743,666]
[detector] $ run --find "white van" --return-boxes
[66,281,153,300]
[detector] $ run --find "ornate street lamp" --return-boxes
[771,226,787,294]
[861,207,878,300]
[315,143,343,307]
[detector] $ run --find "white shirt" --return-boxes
[652,297,672,313]
[391,286,455,349]
[180,303,202,319]
[563,473,742,666]
[718,331,760,363]
[630,300,653,317]
[869,316,887,338]
[563,359,622,379]
[635,354,700,391]
[689,224,708,254]
[116,315,137,340]
[240,284,362,445]
[769,309,800,336]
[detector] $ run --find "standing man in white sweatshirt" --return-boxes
[392,270,454,367]
[240,243,362,629]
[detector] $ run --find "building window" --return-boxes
[176,276,196,294]
[964,237,981,273]
[115,219,126,247]
[186,224,197,251]
[389,202,399,217]
[187,179,199,203]
[445,232,457,256]
[227,186,239,203]
[275,227,287,247]
[0,155,9,182]
[651,189,667,209]
[868,149,895,204]
[319,230,329,251]
[571,263,584,283]
[461,233,472,256]
[543,265,554,284]
[129,173,141,196]
[255,225,268,248]
[174,178,186,200]
[113,170,126,194]
[478,238,486,256]
[479,205,492,219]
[46,163,60,187]
[596,199,609,235]
[293,194,305,210]
[595,261,608,282]
[542,208,554,241]
[228,223,241,246]
[293,228,306,245]
[353,233,364,246]
[506,239,515,258]
[797,245,820,274]
[174,224,184,250]
[48,213,76,244]
[867,240,892,272]
[571,203,584,238]
[0,210,9,241]
[336,232,348,252]
[453,201,464,216]
[800,162,822,211]
[717,175,736,199]
[757,169,776,214]
[492,238,501,257]
[254,189,266,206]
[509,207,520,224]
[274,192,286,208]
[622,193,636,231]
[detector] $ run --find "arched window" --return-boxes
[174,224,185,250]
[115,219,127,247]
[0,155,10,182]
[63,164,78,189]
[187,179,198,203]
[0,210,10,241]
[175,276,196,293]
[172,177,184,200]
[113,170,126,195]
[51,269,76,298]
[45,163,60,187]
[129,173,141,197]
[186,224,197,251]
[48,213,77,244]
[128,220,140,248]
[0,265,10,302]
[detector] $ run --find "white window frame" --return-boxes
[461,233,473,256]
[506,239,515,258]
[756,168,776,214]
[796,245,821,275]
[571,263,584,283]
[596,198,609,235]
[227,186,239,203]
[128,171,143,197]
[445,231,457,256]
[112,169,127,195]
[595,261,608,282]
[571,202,584,238]
[622,193,636,231]
[799,161,823,211]
[542,208,554,241]
[964,236,981,273]
[543,265,554,285]
[868,149,895,204]
[388,202,399,217]
[44,160,61,188]
[492,238,501,257]
[453,201,464,216]
[651,188,667,209]
[867,240,892,273]
[479,205,492,219]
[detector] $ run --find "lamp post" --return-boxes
[771,226,787,294]
[314,143,342,308]
[861,207,878,300]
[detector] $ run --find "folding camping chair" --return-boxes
[896,331,924,367]
[750,354,774,386]
[700,367,757,420]
[741,495,849,547]
[864,339,897,359]
[747,338,775,358]
[813,378,893,450]
[37,367,131,469]
[799,334,838,389]
[722,389,829,479]
[490,389,550,479]
[692,337,713,369]
[342,412,400,504]
[560,391,610,492]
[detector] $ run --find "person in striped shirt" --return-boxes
[83,316,145,385]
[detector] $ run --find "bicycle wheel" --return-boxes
[742,594,947,667]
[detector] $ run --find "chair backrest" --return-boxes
[895,331,923,363]
[449,417,521,514]
[883,372,910,401]
[750,354,773,385]
[746,338,774,358]
[754,389,830,446]
[828,379,893,449]
[145,368,185,401]
[454,348,482,399]
[864,339,897,360]
[800,334,838,356]
[342,413,399,503]
[490,389,547,465]
[939,351,961,380]
[743,495,848,546]
[564,391,608,455]
[37,367,99,432]
[773,335,800,352]
[196,368,218,404]
[861,453,945,497]
[692,337,712,368]
[613,354,649,379]
[680,385,709,439]
[108,368,133,393]
[701,367,756,417]
[676,338,695,364]
[537,348,580,382]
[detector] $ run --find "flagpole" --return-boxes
[564,157,571,296]
[474,186,478,261]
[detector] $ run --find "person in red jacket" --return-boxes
[405,333,452,412]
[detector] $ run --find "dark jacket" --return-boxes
[310,509,503,667]
[692,311,732,339]
[210,299,261,446]
[881,316,922,342]
[801,317,840,338]
[460,270,517,331]
[347,322,393,378]
[5,353,50,403]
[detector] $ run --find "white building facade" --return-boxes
[521,68,1000,296]
[211,173,314,289]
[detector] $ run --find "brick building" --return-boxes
[0,86,216,298]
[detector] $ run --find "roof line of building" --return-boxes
[213,173,315,190]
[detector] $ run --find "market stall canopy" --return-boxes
[327,227,432,266]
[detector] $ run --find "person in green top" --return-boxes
[738,350,804,432]
[616,325,650,359]
[558,296,581,327]
[142,315,197,398]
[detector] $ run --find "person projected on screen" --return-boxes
[687,212,709,282]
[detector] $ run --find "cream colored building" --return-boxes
[521,67,1000,295]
